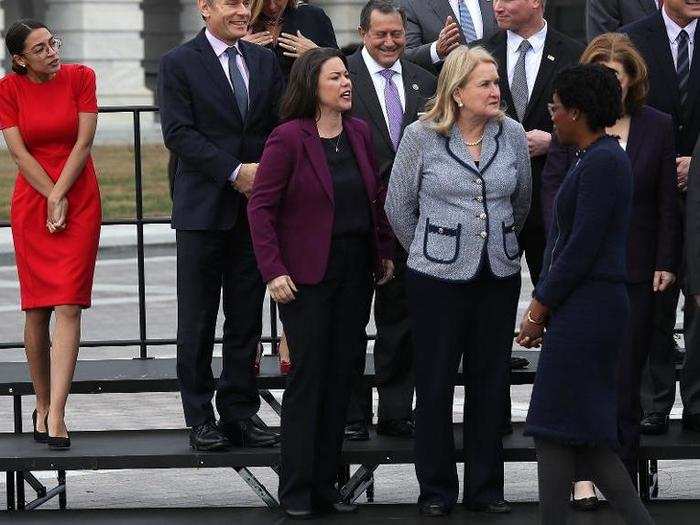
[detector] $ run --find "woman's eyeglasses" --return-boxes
[24,37,62,58]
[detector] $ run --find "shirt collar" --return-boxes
[506,20,548,55]
[361,46,402,77]
[205,28,240,58]
[661,7,697,44]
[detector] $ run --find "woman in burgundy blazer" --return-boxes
[540,34,681,504]
[248,48,393,518]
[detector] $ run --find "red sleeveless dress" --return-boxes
[0,64,101,310]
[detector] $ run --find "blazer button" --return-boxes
[475,196,483,203]
[478,212,486,220]
[474,179,482,185]
[438,227,444,234]
[479,231,487,239]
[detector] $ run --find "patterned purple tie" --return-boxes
[379,69,404,150]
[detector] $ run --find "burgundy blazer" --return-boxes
[541,105,681,283]
[248,116,394,284]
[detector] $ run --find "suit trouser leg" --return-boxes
[407,271,468,510]
[375,259,415,423]
[176,230,225,427]
[617,283,655,482]
[682,292,700,417]
[216,210,265,422]
[641,284,681,416]
[463,275,520,505]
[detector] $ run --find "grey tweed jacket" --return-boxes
[385,116,531,282]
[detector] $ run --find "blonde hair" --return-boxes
[249,0,299,27]
[421,46,503,136]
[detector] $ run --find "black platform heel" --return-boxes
[45,414,71,450]
[32,409,48,443]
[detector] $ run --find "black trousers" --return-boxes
[616,283,655,482]
[535,438,654,525]
[278,237,373,510]
[175,209,265,427]
[347,250,414,424]
[406,271,520,509]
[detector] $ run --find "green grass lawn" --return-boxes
[0,143,172,222]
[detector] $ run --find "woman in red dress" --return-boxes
[0,20,101,449]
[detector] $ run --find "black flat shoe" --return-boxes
[219,419,280,448]
[344,422,370,441]
[45,414,71,450]
[283,508,317,520]
[510,356,530,369]
[317,500,358,514]
[189,420,231,451]
[571,484,599,511]
[418,502,450,517]
[640,413,669,435]
[32,410,48,443]
[466,500,512,514]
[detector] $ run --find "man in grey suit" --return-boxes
[587,0,659,40]
[402,0,498,71]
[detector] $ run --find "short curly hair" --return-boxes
[552,64,622,131]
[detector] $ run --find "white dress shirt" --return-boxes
[430,0,485,64]
[506,21,548,98]
[661,7,696,68]
[205,29,250,182]
[361,47,406,130]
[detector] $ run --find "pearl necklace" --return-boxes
[464,133,485,147]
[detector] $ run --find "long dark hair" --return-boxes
[4,19,50,75]
[280,47,348,121]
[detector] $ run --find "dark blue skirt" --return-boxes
[525,280,629,448]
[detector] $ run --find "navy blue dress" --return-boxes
[525,136,632,448]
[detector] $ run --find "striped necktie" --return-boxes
[677,30,690,110]
[458,0,478,43]
[511,39,532,122]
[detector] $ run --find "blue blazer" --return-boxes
[535,136,632,309]
[541,106,681,283]
[158,29,284,230]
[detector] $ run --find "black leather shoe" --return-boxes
[418,502,450,516]
[682,413,700,432]
[189,421,231,451]
[220,419,280,448]
[510,356,530,369]
[466,500,512,514]
[377,419,414,438]
[317,500,358,514]
[283,508,317,520]
[571,484,599,511]
[33,410,48,443]
[344,422,370,441]
[45,414,71,450]
[640,413,669,435]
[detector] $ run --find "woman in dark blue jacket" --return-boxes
[516,64,654,524]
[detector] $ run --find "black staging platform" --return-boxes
[0,350,543,396]
[1,421,698,472]
[2,501,700,525]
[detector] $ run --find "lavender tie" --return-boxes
[379,69,404,150]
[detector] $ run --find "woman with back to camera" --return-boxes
[517,63,654,524]
[0,20,101,450]
[248,47,394,519]
[540,33,680,509]
[385,46,531,516]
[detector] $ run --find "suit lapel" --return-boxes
[350,52,395,152]
[639,0,658,15]
[239,41,261,124]
[648,14,682,116]
[429,0,466,42]
[300,120,334,203]
[626,110,643,167]
[684,24,700,118]
[522,30,558,125]
[479,0,496,36]
[344,119,377,199]
[194,30,239,118]
[492,34,515,120]
[401,61,420,131]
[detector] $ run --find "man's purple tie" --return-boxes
[379,69,404,150]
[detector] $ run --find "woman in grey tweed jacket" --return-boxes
[385,46,531,516]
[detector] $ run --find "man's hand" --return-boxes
[233,163,258,198]
[436,16,461,59]
[268,275,298,304]
[376,259,395,286]
[526,130,552,157]
[677,156,691,192]
[653,271,676,292]
[242,31,274,47]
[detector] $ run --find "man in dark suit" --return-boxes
[158,0,283,450]
[623,0,700,434]
[402,0,498,71]
[586,0,660,41]
[343,0,437,441]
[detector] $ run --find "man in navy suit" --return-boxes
[158,0,284,450]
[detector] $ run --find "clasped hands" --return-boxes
[243,29,317,59]
[46,191,68,233]
[267,260,395,304]
[515,298,549,349]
